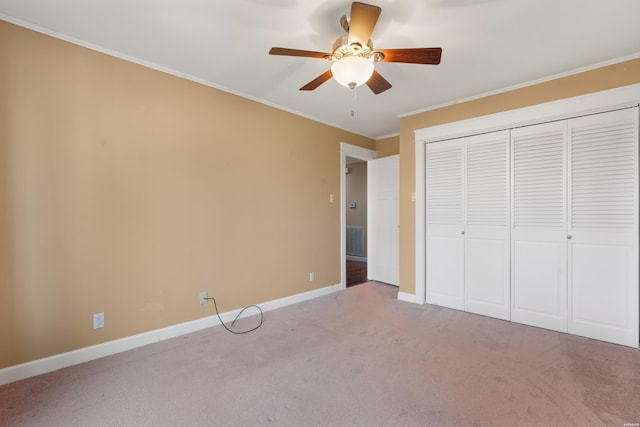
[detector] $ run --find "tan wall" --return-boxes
[398,58,640,294]
[376,135,399,158]
[345,162,367,228]
[0,21,375,368]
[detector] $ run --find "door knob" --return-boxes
[567,235,572,239]
[461,231,465,235]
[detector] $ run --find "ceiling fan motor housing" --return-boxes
[331,35,375,60]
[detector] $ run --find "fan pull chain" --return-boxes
[350,84,357,117]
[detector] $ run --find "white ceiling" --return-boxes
[1,0,639,139]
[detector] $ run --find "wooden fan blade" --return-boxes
[347,2,381,48]
[300,70,333,91]
[377,48,442,64]
[366,70,392,94]
[269,47,330,59]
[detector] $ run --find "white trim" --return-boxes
[415,140,426,304]
[340,142,377,160]
[0,14,376,140]
[414,83,640,305]
[375,132,400,141]
[340,143,377,289]
[398,291,422,304]
[400,53,640,119]
[416,84,640,143]
[0,283,342,386]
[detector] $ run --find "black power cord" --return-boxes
[204,297,263,334]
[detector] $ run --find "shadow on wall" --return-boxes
[0,77,17,368]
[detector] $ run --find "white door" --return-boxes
[567,108,639,347]
[368,155,399,286]
[464,131,511,320]
[511,121,568,332]
[426,140,465,310]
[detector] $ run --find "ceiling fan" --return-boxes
[269,2,442,95]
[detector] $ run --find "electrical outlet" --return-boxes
[309,271,315,282]
[199,291,208,305]
[93,312,104,329]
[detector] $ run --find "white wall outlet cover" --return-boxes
[93,313,104,329]
[199,291,208,305]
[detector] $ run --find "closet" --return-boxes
[424,107,639,347]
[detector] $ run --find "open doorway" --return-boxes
[340,143,376,289]
[345,157,368,286]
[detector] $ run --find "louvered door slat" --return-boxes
[513,129,565,228]
[570,117,635,230]
[427,144,463,226]
[466,139,507,227]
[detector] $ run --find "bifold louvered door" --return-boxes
[567,108,639,347]
[425,107,638,347]
[426,131,510,318]
[511,121,568,332]
[426,140,465,310]
[510,108,638,346]
[465,131,510,320]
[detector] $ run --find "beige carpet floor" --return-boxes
[1,282,639,426]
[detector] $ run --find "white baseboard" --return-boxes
[0,283,343,386]
[398,291,423,304]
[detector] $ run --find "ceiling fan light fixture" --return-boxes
[331,56,374,88]
[268,2,442,95]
